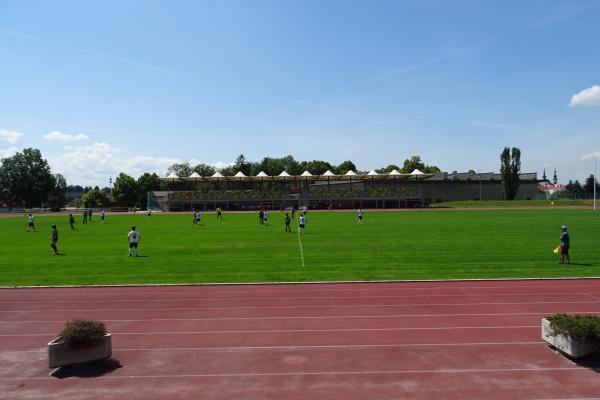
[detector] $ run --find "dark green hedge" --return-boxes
[547,314,600,343]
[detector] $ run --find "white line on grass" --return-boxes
[297,227,305,267]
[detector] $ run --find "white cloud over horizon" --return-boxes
[0,147,18,159]
[569,85,600,107]
[49,142,233,186]
[0,129,24,144]
[43,130,89,142]
[581,151,600,160]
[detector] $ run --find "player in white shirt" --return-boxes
[302,205,308,216]
[298,215,306,233]
[100,210,105,224]
[263,210,269,225]
[127,226,141,256]
[27,213,35,232]
[147,207,152,219]
[358,208,363,224]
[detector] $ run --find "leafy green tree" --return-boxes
[81,186,111,208]
[112,173,139,206]
[47,174,68,211]
[583,174,599,195]
[0,148,56,207]
[400,156,440,174]
[167,162,194,177]
[376,164,401,173]
[192,163,216,176]
[335,160,357,175]
[234,154,251,175]
[298,160,335,175]
[500,147,521,200]
[137,172,162,209]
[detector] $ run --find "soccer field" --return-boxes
[0,209,599,286]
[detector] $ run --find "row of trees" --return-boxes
[0,148,67,210]
[168,154,441,178]
[562,175,600,197]
[81,172,163,209]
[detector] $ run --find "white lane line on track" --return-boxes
[0,341,545,353]
[3,291,600,304]
[2,311,599,324]
[5,283,600,298]
[2,300,599,313]
[0,367,583,380]
[0,325,540,337]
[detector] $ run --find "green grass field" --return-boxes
[0,209,599,286]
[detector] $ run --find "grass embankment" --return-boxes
[0,209,598,286]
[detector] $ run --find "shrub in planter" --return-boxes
[61,320,107,348]
[48,319,112,368]
[546,314,600,343]
[542,314,600,358]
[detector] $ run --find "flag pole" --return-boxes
[594,154,597,211]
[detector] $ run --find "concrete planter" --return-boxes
[48,334,112,368]
[541,318,599,359]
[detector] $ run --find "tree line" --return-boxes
[168,154,441,177]
[0,147,532,208]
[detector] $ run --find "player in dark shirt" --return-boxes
[49,224,59,255]
[285,213,291,232]
[69,213,75,230]
[559,225,570,264]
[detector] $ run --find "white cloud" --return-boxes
[43,130,89,142]
[0,147,18,159]
[0,129,24,144]
[581,151,600,160]
[569,85,600,107]
[49,142,180,186]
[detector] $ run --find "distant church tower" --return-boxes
[553,169,558,185]
[542,169,547,182]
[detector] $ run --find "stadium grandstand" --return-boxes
[152,169,539,211]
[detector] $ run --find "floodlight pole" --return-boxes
[594,155,597,211]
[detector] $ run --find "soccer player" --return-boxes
[49,224,59,255]
[559,225,570,264]
[216,207,222,220]
[192,210,198,226]
[195,210,202,225]
[127,226,141,257]
[263,210,269,225]
[284,213,291,232]
[291,205,296,219]
[69,213,76,230]
[88,209,93,222]
[27,213,35,232]
[259,209,264,225]
[302,204,308,216]
[147,207,152,219]
[298,214,306,233]
[82,210,88,224]
[358,208,363,224]
[100,210,105,224]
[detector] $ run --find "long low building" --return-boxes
[154,169,539,211]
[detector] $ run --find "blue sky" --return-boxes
[1,0,599,186]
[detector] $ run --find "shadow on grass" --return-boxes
[565,263,594,266]
[51,358,122,379]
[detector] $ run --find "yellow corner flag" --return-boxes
[553,245,561,254]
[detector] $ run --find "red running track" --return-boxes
[2,279,600,400]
